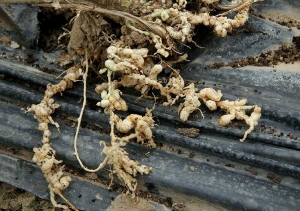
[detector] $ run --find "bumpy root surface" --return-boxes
[28,65,82,210]
[25,0,262,210]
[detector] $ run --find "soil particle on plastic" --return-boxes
[225,164,235,169]
[25,52,35,64]
[206,37,300,70]
[250,9,300,30]
[177,127,200,138]
[58,114,110,134]
[85,172,98,180]
[189,152,196,158]
[267,173,281,184]
[135,190,173,207]
[177,149,183,154]
[245,168,258,176]
[71,168,175,209]
[267,126,276,135]
[0,36,11,46]
[287,133,298,141]
[293,36,300,49]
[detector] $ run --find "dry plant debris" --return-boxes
[15,0,264,210]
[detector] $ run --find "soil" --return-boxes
[107,194,163,211]
[177,127,200,138]
[267,173,282,184]
[206,36,300,70]
[0,182,55,211]
[250,7,300,30]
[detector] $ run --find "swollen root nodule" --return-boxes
[24,0,262,210]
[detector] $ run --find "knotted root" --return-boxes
[27,65,82,210]
[23,1,264,209]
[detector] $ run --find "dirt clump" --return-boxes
[177,127,200,138]
[267,173,281,184]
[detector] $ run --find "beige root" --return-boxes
[216,99,262,141]
[96,62,154,195]
[114,108,156,148]
[23,1,264,209]
[188,91,262,142]
[178,83,202,121]
[11,0,260,55]
[27,65,82,210]
[98,42,261,142]
[89,1,259,193]
[100,139,152,196]
[2,0,260,41]
[198,88,223,110]
[175,84,261,141]
[97,108,154,195]
[187,0,256,37]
